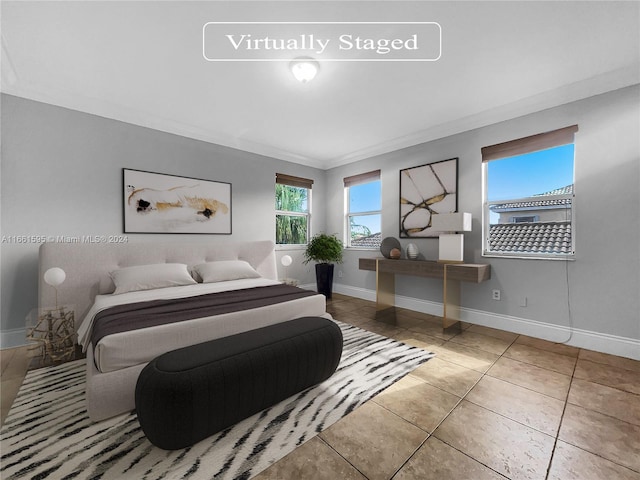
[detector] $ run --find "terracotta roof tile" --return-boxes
[350,232,382,248]
[488,221,573,254]
[533,185,574,197]
[491,184,573,211]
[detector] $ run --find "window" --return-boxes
[275,173,312,245]
[344,170,381,248]
[482,125,577,259]
[511,215,539,223]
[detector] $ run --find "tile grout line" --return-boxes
[5,299,639,478]
[324,311,478,478]
[544,352,580,480]
[306,303,638,478]
[383,331,521,479]
[547,369,640,475]
[341,308,640,478]
[416,334,520,479]
[315,434,373,480]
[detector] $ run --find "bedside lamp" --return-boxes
[44,267,66,308]
[281,255,292,283]
[431,213,472,263]
[31,266,75,365]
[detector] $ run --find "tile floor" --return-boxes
[2,294,639,479]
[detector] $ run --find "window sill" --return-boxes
[275,244,307,251]
[482,253,575,261]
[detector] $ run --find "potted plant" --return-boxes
[303,233,343,298]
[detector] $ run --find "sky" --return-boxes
[349,181,382,235]
[487,144,574,223]
[487,144,575,201]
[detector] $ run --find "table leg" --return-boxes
[376,259,396,320]
[443,265,462,332]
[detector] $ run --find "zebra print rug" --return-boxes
[1,321,433,480]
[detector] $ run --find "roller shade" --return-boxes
[482,125,578,162]
[343,169,381,187]
[275,173,313,189]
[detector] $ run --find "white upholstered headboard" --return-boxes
[38,240,278,331]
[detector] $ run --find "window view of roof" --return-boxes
[350,232,382,248]
[491,185,573,212]
[488,184,573,255]
[489,222,572,254]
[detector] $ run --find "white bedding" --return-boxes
[79,278,328,373]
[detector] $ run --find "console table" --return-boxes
[359,258,491,331]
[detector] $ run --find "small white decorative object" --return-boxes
[406,243,419,260]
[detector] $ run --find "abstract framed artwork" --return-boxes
[399,157,458,238]
[123,169,231,234]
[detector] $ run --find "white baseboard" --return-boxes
[333,283,640,361]
[333,283,442,315]
[332,284,375,302]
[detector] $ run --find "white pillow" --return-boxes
[110,263,196,294]
[193,260,261,284]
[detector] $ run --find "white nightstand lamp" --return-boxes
[280,255,298,286]
[44,267,66,307]
[27,267,75,365]
[431,212,472,263]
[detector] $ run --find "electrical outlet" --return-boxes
[492,289,501,301]
[338,270,343,278]
[520,296,528,307]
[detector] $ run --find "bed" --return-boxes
[38,240,330,421]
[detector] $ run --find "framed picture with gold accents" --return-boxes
[123,169,232,234]
[399,157,458,238]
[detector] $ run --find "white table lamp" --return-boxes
[44,267,66,307]
[431,213,472,263]
[281,255,293,283]
[29,266,75,364]
[281,255,293,267]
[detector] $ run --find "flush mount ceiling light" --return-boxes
[290,57,319,83]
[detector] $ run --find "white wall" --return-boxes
[0,94,326,347]
[327,85,640,359]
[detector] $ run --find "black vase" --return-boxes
[315,263,334,299]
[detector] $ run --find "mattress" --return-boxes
[78,278,328,373]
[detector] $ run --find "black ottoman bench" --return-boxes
[135,316,343,450]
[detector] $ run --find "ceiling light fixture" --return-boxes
[290,57,319,83]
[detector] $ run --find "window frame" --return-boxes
[344,170,382,249]
[481,126,577,260]
[275,174,313,247]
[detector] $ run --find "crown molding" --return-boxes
[0,82,326,169]
[323,65,640,170]
[3,65,638,172]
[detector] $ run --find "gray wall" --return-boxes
[2,86,639,354]
[0,94,326,346]
[328,85,640,343]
